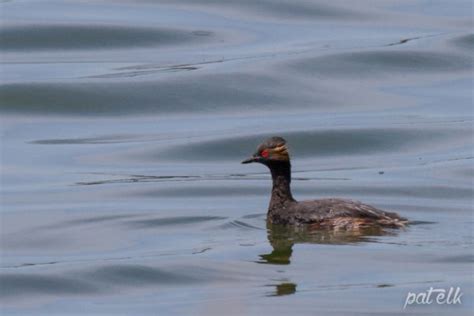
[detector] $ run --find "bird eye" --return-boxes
[261,149,269,158]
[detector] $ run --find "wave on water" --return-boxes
[0,25,214,51]
[151,127,468,161]
[287,50,472,78]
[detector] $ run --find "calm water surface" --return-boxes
[0,0,473,315]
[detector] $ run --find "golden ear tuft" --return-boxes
[271,144,289,161]
[273,145,288,155]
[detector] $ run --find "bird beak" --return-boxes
[241,156,258,164]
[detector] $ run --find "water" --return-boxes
[0,0,472,315]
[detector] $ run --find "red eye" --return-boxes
[261,149,269,158]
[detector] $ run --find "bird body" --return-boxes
[242,136,408,230]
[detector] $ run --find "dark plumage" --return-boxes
[242,136,408,230]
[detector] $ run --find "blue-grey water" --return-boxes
[0,1,473,315]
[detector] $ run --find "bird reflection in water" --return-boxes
[259,223,397,296]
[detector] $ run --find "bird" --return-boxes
[242,136,408,230]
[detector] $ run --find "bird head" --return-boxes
[241,136,290,165]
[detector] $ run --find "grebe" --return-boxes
[242,136,408,229]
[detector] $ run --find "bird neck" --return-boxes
[268,161,294,209]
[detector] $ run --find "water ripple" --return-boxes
[218,220,265,231]
[85,265,199,286]
[0,73,319,116]
[288,50,471,78]
[129,0,367,21]
[452,33,474,50]
[0,25,212,51]
[125,216,227,229]
[152,127,465,161]
[0,274,99,298]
